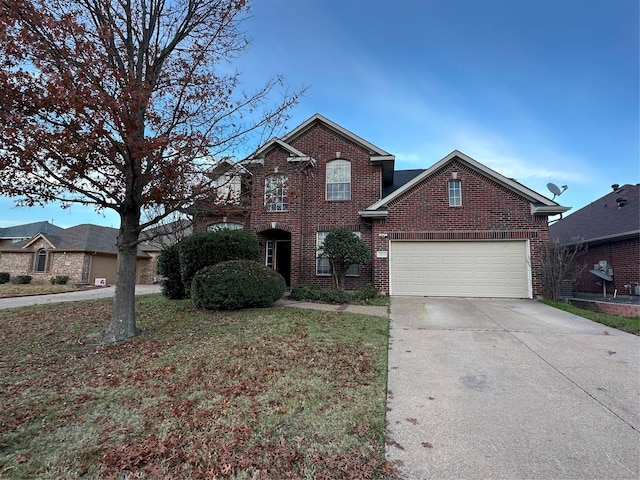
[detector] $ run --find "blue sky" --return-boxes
[1,0,638,229]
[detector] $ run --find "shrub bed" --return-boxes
[11,275,32,285]
[290,283,380,304]
[191,260,285,310]
[0,272,9,284]
[50,275,69,285]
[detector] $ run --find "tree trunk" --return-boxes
[330,259,346,290]
[102,209,141,343]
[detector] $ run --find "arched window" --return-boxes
[326,160,351,200]
[265,174,288,211]
[35,248,47,272]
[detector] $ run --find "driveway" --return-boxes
[386,297,640,479]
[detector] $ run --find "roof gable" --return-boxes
[550,183,640,244]
[254,114,395,185]
[281,114,394,159]
[364,150,569,214]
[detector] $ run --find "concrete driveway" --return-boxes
[386,297,640,479]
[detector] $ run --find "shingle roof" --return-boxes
[550,184,640,245]
[383,169,425,197]
[45,224,121,252]
[0,223,149,256]
[0,221,61,239]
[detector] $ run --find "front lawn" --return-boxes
[0,295,395,479]
[542,299,640,335]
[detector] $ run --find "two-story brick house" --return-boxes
[194,114,569,297]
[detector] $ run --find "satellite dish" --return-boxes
[589,269,613,282]
[547,182,568,199]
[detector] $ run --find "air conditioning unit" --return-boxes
[593,261,613,277]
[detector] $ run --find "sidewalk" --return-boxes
[274,297,388,317]
[0,284,161,309]
[0,286,388,317]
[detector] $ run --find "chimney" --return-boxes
[611,184,620,191]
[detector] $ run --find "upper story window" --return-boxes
[265,174,288,212]
[326,159,351,200]
[449,179,462,206]
[213,173,241,203]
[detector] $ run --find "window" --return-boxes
[265,174,288,211]
[213,173,241,203]
[207,222,243,232]
[326,160,351,200]
[449,179,462,206]
[316,231,361,276]
[34,248,47,272]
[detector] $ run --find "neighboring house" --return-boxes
[0,224,159,285]
[550,183,640,297]
[194,113,568,298]
[0,221,61,246]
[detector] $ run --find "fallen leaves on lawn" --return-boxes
[0,297,396,479]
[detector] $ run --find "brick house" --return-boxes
[194,114,569,298]
[0,224,160,285]
[550,183,640,297]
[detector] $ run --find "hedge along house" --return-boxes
[194,114,569,297]
[0,224,159,285]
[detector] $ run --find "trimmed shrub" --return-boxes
[290,284,352,304]
[352,283,379,301]
[0,272,9,284]
[289,283,380,304]
[157,243,186,299]
[11,275,32,285]
[179,229,260,296]
[50,275,70,285]
[191,260,285,310]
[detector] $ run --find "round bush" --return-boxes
[191,260,285,310]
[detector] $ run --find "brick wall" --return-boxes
[373,160,549,296]
[193,123,551,297]
[574,238,640,296]
[246,123,379,290]
[568,299,640,318]
[0,249,88,284]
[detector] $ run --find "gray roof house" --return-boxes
[549,183,640,296]
[0,224,159,285]
[0,221,61,246]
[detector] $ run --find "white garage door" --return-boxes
[390,241,531,298]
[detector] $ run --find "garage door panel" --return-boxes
[390,241,530,298]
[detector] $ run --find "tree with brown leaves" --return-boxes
[0,0,303,343]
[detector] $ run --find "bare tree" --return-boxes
[0,0,304,342]
[540,239,587,301]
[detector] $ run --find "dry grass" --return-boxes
[0,283,74,298]
[0,295,395,479]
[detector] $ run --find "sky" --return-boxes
[1,0,638,229]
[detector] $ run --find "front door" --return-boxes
[275,240,291,286]
[266,237,291,286]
